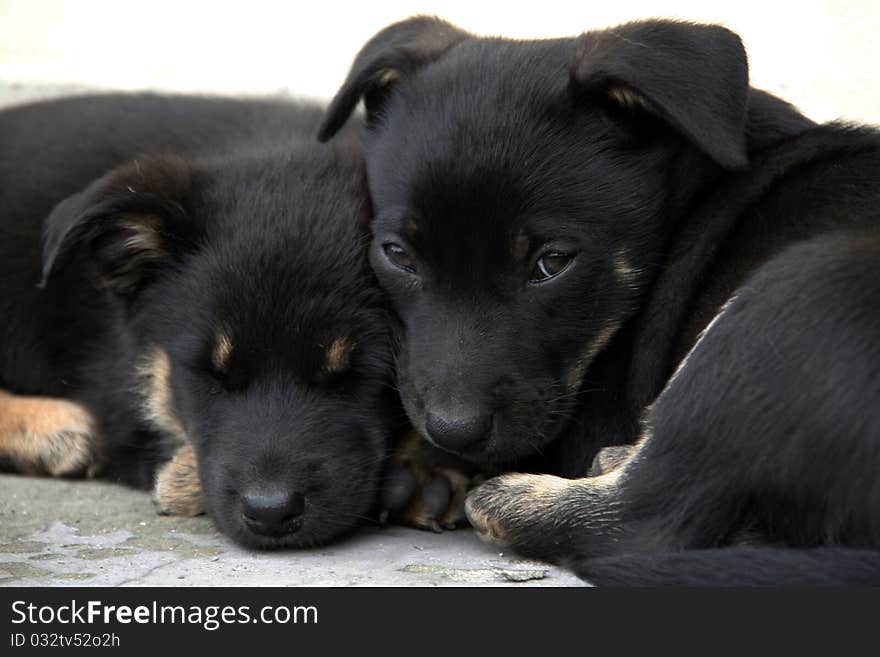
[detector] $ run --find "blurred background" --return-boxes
[0,0,878,123]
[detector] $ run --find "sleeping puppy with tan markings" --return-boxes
[0,93,405,548]
[321,17,880,583]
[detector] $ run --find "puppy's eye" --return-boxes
[383,242,417,273]
[530,251,573,283]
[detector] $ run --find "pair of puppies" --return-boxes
[1,94,467,548]
[317,17,880,584]
[6,16,879,584]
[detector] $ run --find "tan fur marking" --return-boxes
[466,502,511,545]
[499,471,623,500]
[384,429,475,531]
[377,68,399,87]
[323,337,354,374]
[666,296,739,390]
[437,467,471,527]
[565,321,623,391]
[0,390,96,476]
[152,444,204,516]
[212,332,233,372]
[121,215,163,253]
[466,435,651,546]
[104,215,165,293]
[613,249,640,284]
[608,86,648,111]
[467,470,621,545]
[136,347,187,446]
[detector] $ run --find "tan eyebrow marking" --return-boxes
[212,332,233,372]
[613,248,642,285]
[323,337,355,375]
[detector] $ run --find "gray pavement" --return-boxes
[0,474,582,587]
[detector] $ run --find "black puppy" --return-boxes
[0,93,399,548]
[319,17,880,583]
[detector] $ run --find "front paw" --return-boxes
[466,473,555,544]
[465,472,583,561]
[152,444,205,517]
[380,430,483,532]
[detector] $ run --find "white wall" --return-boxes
[0,0,877,123]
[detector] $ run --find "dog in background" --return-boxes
[319,17,880,584]
[0,94,406,548]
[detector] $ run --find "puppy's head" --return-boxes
[319,18,753,465]
[42,145,395,548]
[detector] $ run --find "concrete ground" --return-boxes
[0,474,582,587]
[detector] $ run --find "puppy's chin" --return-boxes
[455,430,552,468]
[207,507,363,551]
[228,525,352,551]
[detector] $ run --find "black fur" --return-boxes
[1,93,398,548]
[320,17,880,584]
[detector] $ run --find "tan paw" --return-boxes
[152,444,205,516]
[0,392,97,476]
[466,469,627,563]
[381,429,483,532]
[465,473,569,547]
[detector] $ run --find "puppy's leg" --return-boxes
[152,443,204,516]
[381,429,484,532]
[0,390,96,476]
[466,442,642,560]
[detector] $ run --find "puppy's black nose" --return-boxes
[240,489,305,537]
[425,412,492,453]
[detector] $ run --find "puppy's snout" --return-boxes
[425,411,493,454]
[240,488,305,537]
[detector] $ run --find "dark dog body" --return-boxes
[0,93,399,548]
[321,18,880,583]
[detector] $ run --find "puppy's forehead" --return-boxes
[179,224,374,365]
[385,162,531,270]
[381,42,571,153]
[367,35,660,250]
[416,38,572,106]
[367,38,619,199]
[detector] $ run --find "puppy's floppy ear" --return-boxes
[318,15,469,142]
[41,155,203,297]
[572,20,749,169]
